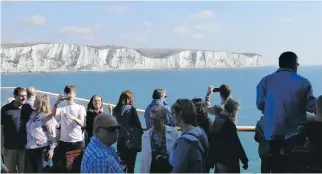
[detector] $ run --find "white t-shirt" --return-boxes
[59,103,86,142]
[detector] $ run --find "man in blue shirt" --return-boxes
[81,113,124,173]
[256,51,316,172]
[144,89,174,129]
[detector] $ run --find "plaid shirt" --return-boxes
[81,136,124,173]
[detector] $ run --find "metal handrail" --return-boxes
[0,86,256,132]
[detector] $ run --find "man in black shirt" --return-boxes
[1,87,33,173]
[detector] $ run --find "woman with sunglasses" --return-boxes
[169,99,209,173]
[112,90,143,173]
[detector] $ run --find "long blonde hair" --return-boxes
[35,93,51,114]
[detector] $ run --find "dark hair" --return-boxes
[279,51,298,69]
[191,98,208,126]
[172,99,197,125]
[13,87,26,96]
[152,89,166,100]
[116,90,134,108]
[64,85,76,94]
[219,84,231,100]
[87,94,103,112]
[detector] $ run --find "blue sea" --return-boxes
[1,66,322,173]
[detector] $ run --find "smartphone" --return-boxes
[63,95,71,100]
[212,88,220,92]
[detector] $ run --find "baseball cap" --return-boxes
[93,113,120,131]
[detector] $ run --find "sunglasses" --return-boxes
[99,126,120,132]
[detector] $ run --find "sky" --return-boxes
[1,1,322,65]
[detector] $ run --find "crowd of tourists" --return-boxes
[1,51,321,173]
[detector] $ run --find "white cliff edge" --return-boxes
[1,43,263,73]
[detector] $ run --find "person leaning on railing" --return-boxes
[205,84,240,124]
[256,51,316,173]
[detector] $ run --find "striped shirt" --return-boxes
[81,136,124,173]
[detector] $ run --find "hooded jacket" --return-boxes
[169,127,209,173]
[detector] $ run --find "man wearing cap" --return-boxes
[81,113,124,173]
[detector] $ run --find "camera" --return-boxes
[213,88,220,92]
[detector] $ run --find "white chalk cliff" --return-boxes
[1,43,263,73]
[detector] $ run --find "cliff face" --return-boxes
[1,43,263,72]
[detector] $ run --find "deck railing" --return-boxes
[0,87,255,132]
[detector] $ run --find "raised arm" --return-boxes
[205,89,219,116]
[52,95,63,116]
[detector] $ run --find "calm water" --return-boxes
[1,66,322,173]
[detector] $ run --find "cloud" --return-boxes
[173,22,221,39]
[143,21,152,28]
[58,24,102,34]
[105,5,128,13]
[187,10,214,20]
[58,26,91,34]
[23,15,46,26]
[279,17,293,23]
[57,24,103,40]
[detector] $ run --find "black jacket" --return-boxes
[208,115,248,171]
